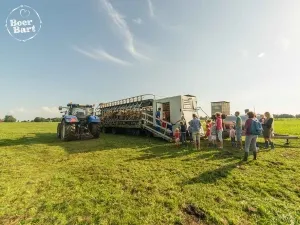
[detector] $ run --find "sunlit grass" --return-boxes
[0,121,299,225]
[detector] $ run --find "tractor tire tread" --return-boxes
[62,122,76,141]
[91,123,101,138]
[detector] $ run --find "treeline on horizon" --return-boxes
[1,114,300,122]
[0,115,61,122]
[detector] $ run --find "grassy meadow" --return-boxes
[0,120,299,225]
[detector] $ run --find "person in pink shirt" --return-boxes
[215,112,223,149]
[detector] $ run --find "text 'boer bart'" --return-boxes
[9,19,36,33]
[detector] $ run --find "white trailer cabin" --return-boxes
[153,95,199,129]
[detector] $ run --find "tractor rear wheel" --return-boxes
[60,120,76,141]
[57,123,61,138]
[90,123,101,138]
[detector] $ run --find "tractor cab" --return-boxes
[67,104,94,120]
[60,104,94,120]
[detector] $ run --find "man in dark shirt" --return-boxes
[180,122,187,146]
[262,112,274,149]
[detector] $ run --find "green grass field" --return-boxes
[0,120,299,225]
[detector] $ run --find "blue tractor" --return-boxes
[57,103,101,141]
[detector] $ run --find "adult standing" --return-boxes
[215,112,223,149]
[243,111,259,161]
[235,111,243,150]
[155,108,161,132]
[262,112,274,149]
[189,113,201,150]
[180,122,187,146]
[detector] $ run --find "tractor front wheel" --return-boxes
[60,120,76,141]
[57,123,61,138]
[90,123,101,138]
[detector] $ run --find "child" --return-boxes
[180,122,187,146]
[174,128,180,147]
[205,119,212,146]
[210,121,217,147]
[229,125,236,147]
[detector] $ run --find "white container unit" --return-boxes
[152,95,200,131]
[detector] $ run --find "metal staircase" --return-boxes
[141,112,173,142]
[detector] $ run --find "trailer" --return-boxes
[211,101,230,116]
[95,94,204,142]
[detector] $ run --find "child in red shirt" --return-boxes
[174,128,180,147]
[205,119,212,146]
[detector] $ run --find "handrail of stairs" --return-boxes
[141,112,173,141]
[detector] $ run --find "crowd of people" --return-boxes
[155,108,275,161]
[203,111,275,161]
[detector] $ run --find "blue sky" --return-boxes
[1,0,300,120]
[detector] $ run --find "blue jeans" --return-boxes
[180,132,187,143]
[156,119,162,132]
[245,135,257,153]
[231,137,236,146]
[236,128,242,141]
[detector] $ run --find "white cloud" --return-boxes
[240,49,248,57]
[133,18,143,25]
[94,49,132,66]
[145,0,182,32]
[147,0,155,17]
[280,38,290,51]
[8,107,26,115]
[42,106,58,113]
[100,0,150,61]
[39,106,60,118]
[72,45,132,66]
[274,37,290,51]
[16,107,25,112]
[257,52,265,58]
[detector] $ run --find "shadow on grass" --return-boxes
[181,147,251,184]
[0,132,167,154]
[184,162,240,184]
[126,144,197,161]
[126,139,246,162]
[189,148,242,161]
